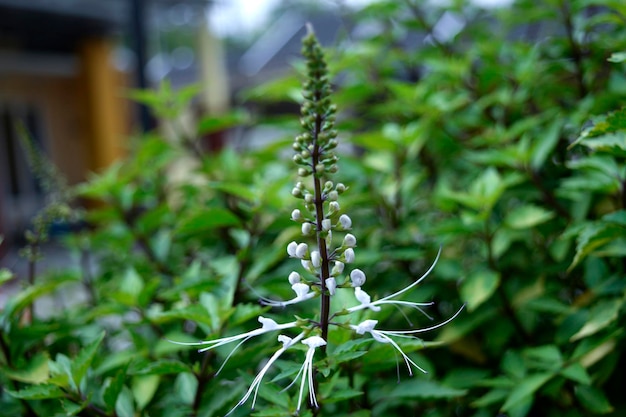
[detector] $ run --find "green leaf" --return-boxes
[0,276,77,321]
[71,331,105,387]
[197,110,248,135]
[119,268,144,301]
[560,363,591,385]
[1,352,49,383]
[522,345,562,371]
[500,372,553,412]
[103,369,127,412]
[115,386,135,417]
[132,374,160,410]
[6,384,65,400]
[531,119,562,169]
[175,372,198,405]
[575,385,614,414]
[460,269,500,311]
[175,208,241,237]
[505,205,555,229]
[208,181,257,202]
[570,299,623,341]
[129,359,191,376]
[388,378,467,399]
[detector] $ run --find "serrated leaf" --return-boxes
[460,269,500,311]
[71,331,105,387]
[570,299,622,341]
[500,373,552,412]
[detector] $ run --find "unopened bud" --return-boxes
[322,219,332,231]
[350,269,366,287]
[327,191,338,201]
[311,251,321,268]
[339,214,352,230]
[296,243,309,259]
[344,248,355,263]
[328,201,340,213]
[287,241,298,257]
[291,209,302,221]
[343,233,357,248]
[288,271,301,285]
[332,261,345,276]
[302,222,312,235]
[325,277,337,295]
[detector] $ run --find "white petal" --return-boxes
[302,335,327,348]
[287,241,298,257]
[325,277,336,295]
[354,319,378,335]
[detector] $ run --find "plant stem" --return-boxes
[312,132,331,349]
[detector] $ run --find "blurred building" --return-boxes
[0,0,216,252]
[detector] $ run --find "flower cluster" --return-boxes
[172,25,462,415]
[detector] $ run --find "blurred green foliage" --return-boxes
[1,0,626,416]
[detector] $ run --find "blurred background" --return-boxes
[0,0,510,255]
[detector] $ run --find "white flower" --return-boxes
[353,287,381,312]
[296,243,309,259]
[350,269,366,287]
[292,336,327,411]
[331,261,345,276]
[302,222,312,235]
[325,277,337,295]
[291,209,302,221]
[322,218,332,231]
[168,316,298,361]
[288,271,301,285]
[260,283,316,307]
[343,248,355,263]
[339,214,352,230]
[287,241,298,257]
[347,248,442,314]
[225,333,305,416]
[328,201,340,213]
[350,320,426,376]
[343,233,357,248]
[311,251,321,268]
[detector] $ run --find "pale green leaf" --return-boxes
[460,269,500,311]
[505,205,554,229]
[570,299,622,341]
[132,374,160,410]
